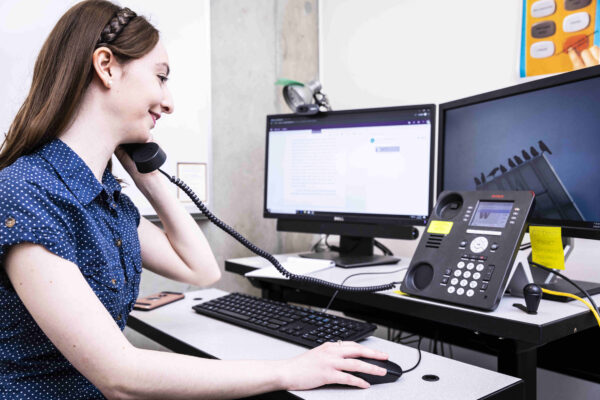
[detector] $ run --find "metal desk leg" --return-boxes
[497,343,537,400]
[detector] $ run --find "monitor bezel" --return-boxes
[264,104,436,227]
[437,65,600,240]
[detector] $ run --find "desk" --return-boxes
[225,254,600,400]
[127,288,523,400]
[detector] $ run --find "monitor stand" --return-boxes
[299,236,400,268]
[506,237,600,301]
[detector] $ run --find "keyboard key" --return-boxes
[217,309,250,320]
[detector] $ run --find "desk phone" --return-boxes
[401,191,535,311]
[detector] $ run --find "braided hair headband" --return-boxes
[97,7,137,45]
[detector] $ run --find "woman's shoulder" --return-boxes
[0,154,56,203]
[0,153,53,184]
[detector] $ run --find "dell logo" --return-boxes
[334,216,344,222]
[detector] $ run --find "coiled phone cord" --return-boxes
[159,169,399,293]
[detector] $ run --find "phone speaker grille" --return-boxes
[425,234,444,249]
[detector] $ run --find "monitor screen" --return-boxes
[439,66,600,239]
[264,106,435,228]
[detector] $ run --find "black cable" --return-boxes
[310,235,325,252]
[403,336,422,374]
[394,333,417,343]
[374,240,393,256]
[530,260,599,313]
[320,267,407,313]
[159,169,398,293]
[325,235,339,252]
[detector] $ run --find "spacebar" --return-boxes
[217,309,250,321]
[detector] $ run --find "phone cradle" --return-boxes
[506,237,574,298]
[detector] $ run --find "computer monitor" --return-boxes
[439,65,600,239]
[264,105,435,267]
[438,65,600,296]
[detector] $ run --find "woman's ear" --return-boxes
[92,47,118,89]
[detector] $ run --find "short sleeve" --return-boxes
[0,179,76,264]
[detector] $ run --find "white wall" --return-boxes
[319,0,527,108]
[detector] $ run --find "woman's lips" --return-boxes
[149,111,160,126]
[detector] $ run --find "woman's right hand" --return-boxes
[278,341,389,390]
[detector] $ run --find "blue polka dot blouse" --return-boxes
[0,139,142,399]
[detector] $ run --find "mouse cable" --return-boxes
[320,267,408,314]
[541,288,600,328]
[529,260,599,315]
[160,169,399,293]
[402,336,423,374]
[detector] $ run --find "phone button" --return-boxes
[456,288,465,296]
[470,237,489,253]
[466,289,475,297]
[447,286,456,294]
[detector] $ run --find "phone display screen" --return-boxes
[469,201,513,228]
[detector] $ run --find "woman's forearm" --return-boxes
[112,348,287,400]
[136,172,220,285]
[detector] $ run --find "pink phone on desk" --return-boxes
[133,291,184,311]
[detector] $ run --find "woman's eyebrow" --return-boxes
[156,62,170,75]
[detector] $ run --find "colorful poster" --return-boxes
[521,0,600,77]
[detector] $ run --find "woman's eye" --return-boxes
[158,75,169,83]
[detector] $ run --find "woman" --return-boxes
[0,1,388,398]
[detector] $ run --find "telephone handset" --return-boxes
[121,143,397,293]
[400,190,535,311]
[121,143,167,173]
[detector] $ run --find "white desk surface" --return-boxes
[130,288,521,400]
[233,253,600,328]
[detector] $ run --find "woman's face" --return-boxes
[111,40,174,144]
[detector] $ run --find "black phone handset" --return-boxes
[122,143,397,293]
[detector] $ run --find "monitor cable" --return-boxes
[160,169,400,293]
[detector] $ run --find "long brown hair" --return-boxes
[0,0,159,170]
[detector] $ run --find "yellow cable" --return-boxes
[541,288,600,328]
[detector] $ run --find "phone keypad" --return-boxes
[441,260,496,297]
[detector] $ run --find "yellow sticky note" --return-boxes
[530,226,565,270]
[427,220,453,235]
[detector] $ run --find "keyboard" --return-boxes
[192,292,377,348]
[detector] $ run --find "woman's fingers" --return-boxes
[332,371,371,389]
[335,357,387,376]
[580,48,597,67]
[568,47,585,69]
[332,341,388,360]
[590,45,600,62]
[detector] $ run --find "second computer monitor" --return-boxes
[264,105,435,267]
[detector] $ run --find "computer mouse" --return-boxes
[349,357,403,384]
